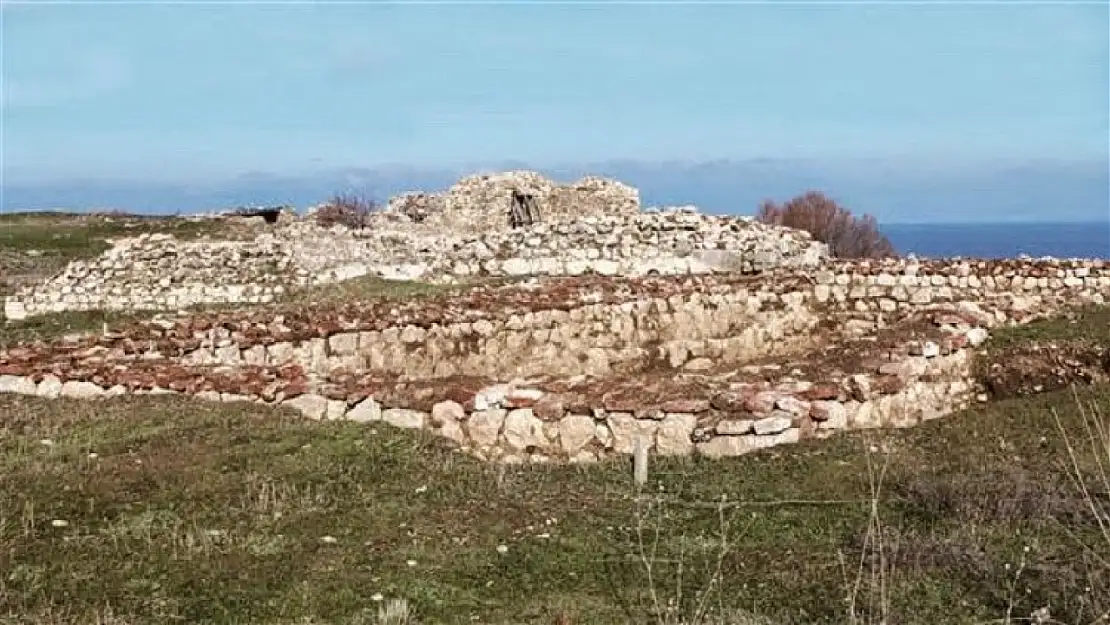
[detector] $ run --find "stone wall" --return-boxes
[390,170,641,234]
[2,259,1108,464]
[3,233,301,320]
[119,259,1110,382]
[4,207,827,320]
[424,209,826,279]
[0,344,976,464]
[176,292,821,381]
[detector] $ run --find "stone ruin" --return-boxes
[3,170,1109,465]
[3,257,1109,463]
[3,171,826,319]
[387,170,641,234]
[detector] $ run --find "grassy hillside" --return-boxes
[1,214,1107,623]
[1,381,1106,624]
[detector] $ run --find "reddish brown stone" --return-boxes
[602,391,642,413]
[283,378,309,397]
[709,391,746,413]
[742,391,777,416]
[533,396,567,421]
[872,375,906,395]
[441,385,475,406]
[503,396,538,409]
[659,398,711,413]
[563,396,593,416]
[933,313,967,327]
[798,384,839,401]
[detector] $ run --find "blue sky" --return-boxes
[3,1,1108,184]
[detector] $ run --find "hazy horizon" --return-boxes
[4,157,1107,225]
[3,3,1107,223]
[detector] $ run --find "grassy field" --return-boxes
[984,305,1110,350]
[1,213,1107,623]
[0,211,224,256]
[1,381,1107,624]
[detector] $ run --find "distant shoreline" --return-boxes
[882,221,1110,260]
[1,208,1108,226]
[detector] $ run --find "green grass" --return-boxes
[986,305,1110,350]
[1,387,1107,625]
[0,211,225,258]
[291,275,461,307]
[0,309,153,349]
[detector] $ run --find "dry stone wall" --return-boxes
[3,259,1108,464]
[429,209,825,279]
[0,341,977,465]
[4,208,827,320]
[175,291,821,381]
[389,170,641,234]
[112,259,1110,383]
[3,233,300,320]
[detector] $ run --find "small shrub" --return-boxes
[315,192,378,229]
[756,191,896,259]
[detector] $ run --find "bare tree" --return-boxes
[314,192,379,229]
[757,191,897,259]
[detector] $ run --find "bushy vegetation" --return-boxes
[757,191,897,259]
[314,192,379,229]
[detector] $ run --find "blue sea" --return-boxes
[882,222,1110,260]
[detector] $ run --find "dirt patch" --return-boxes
[979,342,1110,399]
[976,305,1110,399]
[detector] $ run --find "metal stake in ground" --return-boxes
[633,434,650,488]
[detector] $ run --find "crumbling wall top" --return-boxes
[384,170,640,234]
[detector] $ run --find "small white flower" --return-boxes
[371,593,384,602]
[414,485,427,494]
[320,535,337,544]
[496,544,509,554]
[87,452,98,459]
[51,519,69,528]
[405,559,417,567]
[40,439,54,447]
